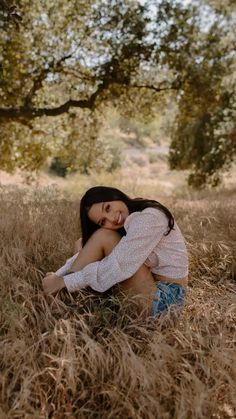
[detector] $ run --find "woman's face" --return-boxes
[88,200,129,230]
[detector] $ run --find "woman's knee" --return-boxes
[90,228,122,254]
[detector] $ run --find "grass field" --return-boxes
[0,174,236,418]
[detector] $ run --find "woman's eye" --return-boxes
[106,204,110,212]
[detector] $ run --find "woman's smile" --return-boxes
[114,211,124,226]
[117,212,122,225]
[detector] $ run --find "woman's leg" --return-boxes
[69,229,121,272]
[69,229,156,310]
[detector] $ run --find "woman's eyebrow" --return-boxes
[98,202,105,225]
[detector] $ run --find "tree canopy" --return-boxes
[0,0,235,186]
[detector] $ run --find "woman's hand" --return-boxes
[42,273,65,295]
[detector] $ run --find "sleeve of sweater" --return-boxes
[62,208,169,293]
[55,252,80,276]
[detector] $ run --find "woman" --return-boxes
[42,186,188,318]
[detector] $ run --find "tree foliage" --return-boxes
[0,0,235,186]
[169,5,236,187]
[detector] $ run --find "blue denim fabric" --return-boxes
[150,281,186,318]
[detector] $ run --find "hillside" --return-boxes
[1,126,235,198]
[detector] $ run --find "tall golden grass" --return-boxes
[0,185,236,418]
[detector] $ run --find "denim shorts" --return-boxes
[150,282,186,318]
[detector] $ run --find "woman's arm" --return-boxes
[55,253,80,277]
[63,208,168,293]
[42,239,82,295]
[54,238,83,276]
[42,234,107,295]
[42,208,168,295]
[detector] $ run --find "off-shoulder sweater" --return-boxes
[55,207,188,293]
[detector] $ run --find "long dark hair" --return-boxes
[80,186,174,246]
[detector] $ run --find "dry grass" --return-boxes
[0,184,236,419]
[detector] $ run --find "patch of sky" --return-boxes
[197,4,219,33]
[92,0,128,13]
[139,0,218,34]
[47,73,60,82]
[40,12,50,28]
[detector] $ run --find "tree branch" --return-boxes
[0,75,181,121]
[0,76,109,120]
[129,83,180,92]
[24,52,75,106]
